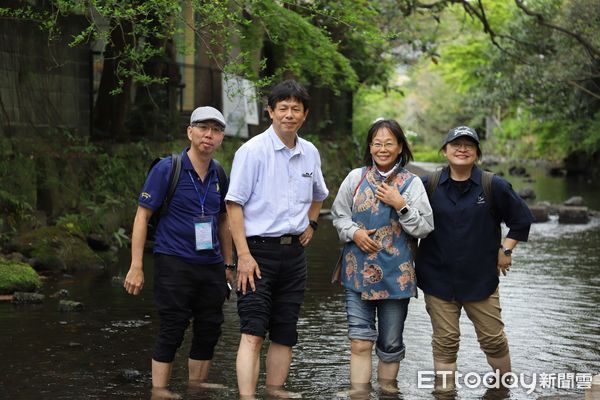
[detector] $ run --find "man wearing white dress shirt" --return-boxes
[226,80,329,398]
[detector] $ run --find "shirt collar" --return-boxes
[181,147,217,174]
[439,165,482,185]
[267,125,304,156]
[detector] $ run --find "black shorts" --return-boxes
[237,239,307,347]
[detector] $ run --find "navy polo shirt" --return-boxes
[415,166,533,302]
[138,148,227,265]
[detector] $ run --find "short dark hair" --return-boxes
[363,119,414,167]
[267,80,310,111]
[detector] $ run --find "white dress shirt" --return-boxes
[225,125,329,237]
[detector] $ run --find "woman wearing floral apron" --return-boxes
[332,119,434,394]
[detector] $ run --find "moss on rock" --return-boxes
[9,226,104,272]
[0,258,42,294]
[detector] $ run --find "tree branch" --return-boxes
[514,0,600,60]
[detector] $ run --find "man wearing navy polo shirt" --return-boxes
[226,80,329,398]
[124,106,233,398]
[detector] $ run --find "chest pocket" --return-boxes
[297,171,313,203]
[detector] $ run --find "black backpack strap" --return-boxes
[212,159,228,205]
[160,153,182,216]
[425,167,444,200]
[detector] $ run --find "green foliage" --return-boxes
[353,86,406,152]
[0,258,42,294]
[411,145,445,163]
[4,0,395,94]
[112,228,130,249]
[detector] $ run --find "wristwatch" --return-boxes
[399,205,409,215]
[225,264,236,271]
[309,220,318,231]
[502,248,513,256]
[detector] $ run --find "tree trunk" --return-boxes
[92,19,134,142]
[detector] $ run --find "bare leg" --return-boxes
[188,359,211,382]
[377,361,400,393]
[187,359,227,389]
[350,339,374,385]
[266,342,292,386]
[265,342,302,398]
[151,359,181,399]
[237,333,263,397]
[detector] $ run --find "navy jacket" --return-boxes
[415,166,534,301]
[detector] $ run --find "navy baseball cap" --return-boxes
[443,126,480,146]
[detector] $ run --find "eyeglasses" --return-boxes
[370,142,397,150]
[448,142,476,151]
[191,123,225,134]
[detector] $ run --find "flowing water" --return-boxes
[1,167,599,399]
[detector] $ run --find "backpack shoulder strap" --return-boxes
[161,153,182,216]
[482,170,495,213]
[212,159,228,204]
[425,168,444,200]
[481,170,501,241]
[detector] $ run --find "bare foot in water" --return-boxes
[378,379,400,395]
[265,384,303,399]
[188,380,228,389]
[151,387,182,399]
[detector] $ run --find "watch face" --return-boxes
[504,249,512,256]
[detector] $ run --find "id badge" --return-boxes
[194,216,213,251]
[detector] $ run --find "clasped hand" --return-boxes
[375,183,406,211]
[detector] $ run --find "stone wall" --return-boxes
[0,16,91,138]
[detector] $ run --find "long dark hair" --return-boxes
[363,119,413,167]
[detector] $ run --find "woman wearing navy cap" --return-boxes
[416,126,534,392]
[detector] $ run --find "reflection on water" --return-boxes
[0,217,598,399]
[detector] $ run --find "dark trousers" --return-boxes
[237,239,307,347]
[153,253,227,363]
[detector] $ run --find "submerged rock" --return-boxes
[558,206,590,224]
[58,300,84,312]
[8,226,105,273]
[119,369,142,382]
[564,196,585,206]
[50,289,70,298]
[518,187,536,200]
[509,165,529,177]
[528,204,550,223]
[12,291,45,303]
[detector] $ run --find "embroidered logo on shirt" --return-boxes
[302,172,313,177]
[141,192,151,199]
[476,195,485,204]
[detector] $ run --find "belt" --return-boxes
[247,235,300,245]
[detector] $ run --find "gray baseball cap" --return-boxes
[443,126,479,146]
[190,106,226,128]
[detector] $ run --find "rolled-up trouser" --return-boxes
[237,239,307,347]
[153,253,227,363]
[424,287,509,364]
[345,288,410,363]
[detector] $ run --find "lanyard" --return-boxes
[187,170,213,216]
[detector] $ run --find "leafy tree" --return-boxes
[1,0,397,139]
